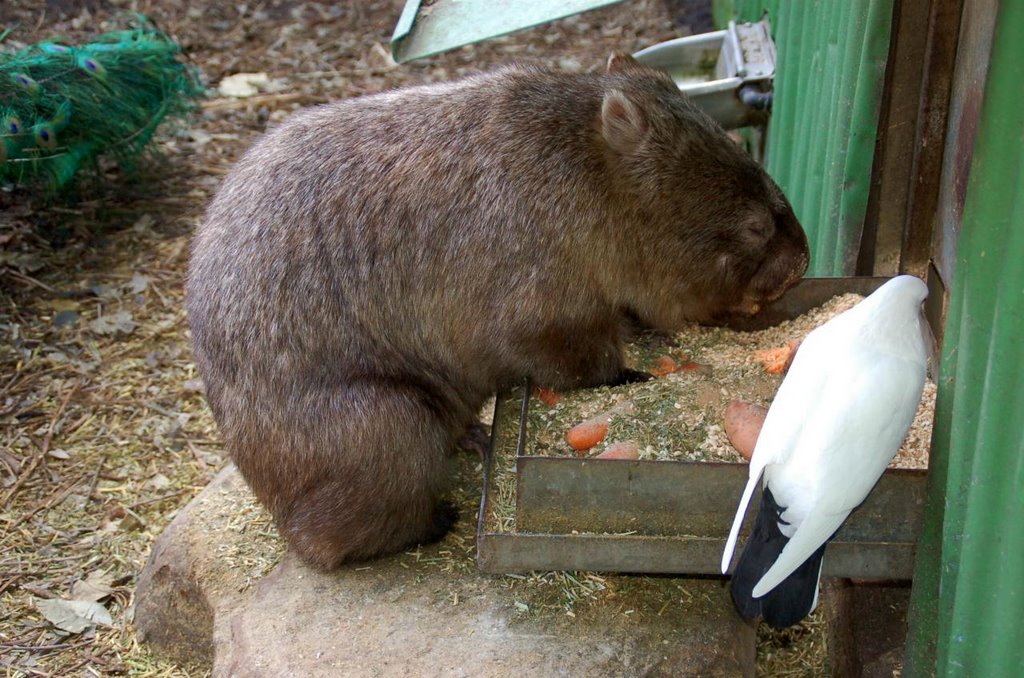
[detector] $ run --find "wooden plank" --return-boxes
[860,0,933,276]
[901,0,966,278]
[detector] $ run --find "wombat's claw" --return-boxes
[607,368,653,387]
[456,422,491,459]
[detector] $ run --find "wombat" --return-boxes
[187,53,809,570]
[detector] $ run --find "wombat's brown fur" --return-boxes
[187,54,809,570]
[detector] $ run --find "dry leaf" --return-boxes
[187,128,213,146]
[72,570,115,603]
[89,311,136,335]
[53,310,80,328]
[132,214,156,234]
[88,283,120,299]
[183,378,205,393]
[0,251,44,272]
[146,473,172,491]
[129,274,150,294]
[35,598,112,634]
[44,298,81,312]
[218,72,272,97]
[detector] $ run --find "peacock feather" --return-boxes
[0,15,203,192]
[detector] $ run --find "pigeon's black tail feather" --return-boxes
[730,487,826,629]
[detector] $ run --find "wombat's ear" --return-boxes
[601,90,647,154]
[606,52,645,74]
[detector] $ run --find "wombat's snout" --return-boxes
[742,214,810,313]
[769,207,809,285]
[731,297,763,316]
[720,248,806,320]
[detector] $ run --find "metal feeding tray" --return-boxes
[476,277,930,578]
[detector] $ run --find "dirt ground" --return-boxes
[0,1,724,675]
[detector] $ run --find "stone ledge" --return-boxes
[135,462,756,677]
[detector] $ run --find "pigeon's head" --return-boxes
[884,275,929,305]
[855,275,934,370]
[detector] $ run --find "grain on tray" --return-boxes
[525,293,935,469]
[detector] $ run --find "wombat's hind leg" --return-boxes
[424,500,459,543]
[273,383,456,570]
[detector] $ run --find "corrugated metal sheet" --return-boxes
[905,1,1024,674]
[715,0,894,276]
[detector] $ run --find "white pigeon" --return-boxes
[720,275,931,628]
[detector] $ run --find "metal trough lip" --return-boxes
[476,277,930,578]
[632,30,728,74]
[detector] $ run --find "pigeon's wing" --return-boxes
[749,329,837,473]
[720,328,835,573]
[720,470,764,573]
[751,351,926,594]
[798,350,925,513]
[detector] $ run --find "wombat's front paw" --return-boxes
[456,422,491,459]
[606,368,653,387]
[422,500,459,544]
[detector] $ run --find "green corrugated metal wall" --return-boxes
[905,0,1024,674]
[714,0,894,276]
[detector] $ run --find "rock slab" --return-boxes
[136,463,756,677]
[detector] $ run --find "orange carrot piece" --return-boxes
[723,400,768,461]
[650,355,679,378]
[567,418,609,451]
[754,345,794,374]
[533,387,561,407]
[596,441,640,460]
[783,338,802,372]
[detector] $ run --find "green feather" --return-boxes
[0,14,203,192]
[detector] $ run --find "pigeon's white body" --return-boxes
[721,275,930,627]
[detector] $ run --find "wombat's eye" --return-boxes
[744,217,773,242]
